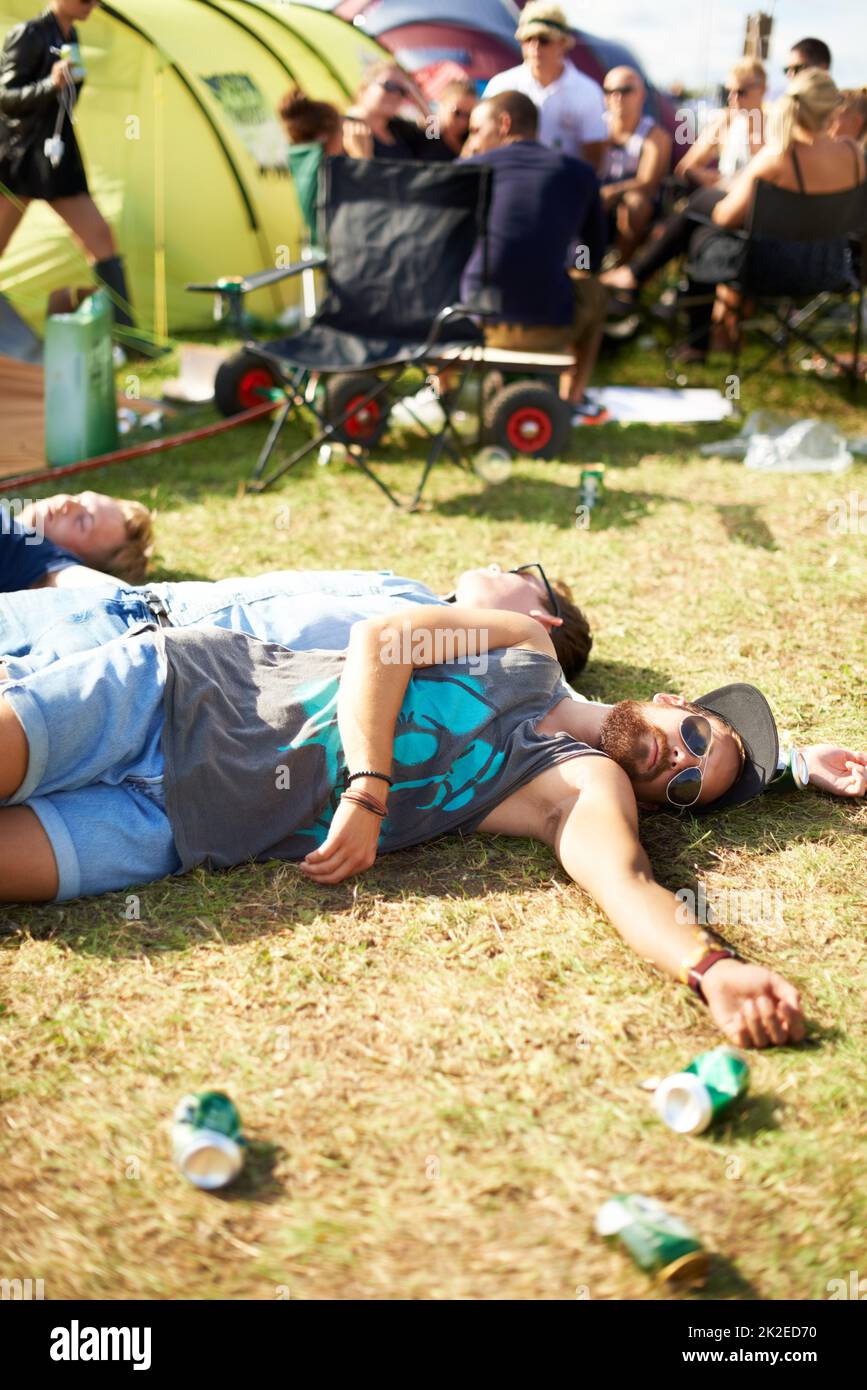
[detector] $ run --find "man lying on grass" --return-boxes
[3,607,864,1048]
[1,565,861,803]
[0,562,591,681]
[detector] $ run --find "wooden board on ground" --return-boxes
[0,355,175,480]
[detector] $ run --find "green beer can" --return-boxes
[172,1091,245,1190]
[595,1194,709,1288]
[653,1045,750,1135]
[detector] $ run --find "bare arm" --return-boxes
[483,756,805,1048]
[674,115,725,183]
[602,127,671,201]
[712,146,779,228]
[35,563,129,590]
[582,139,608,174]
[298,605,554,883]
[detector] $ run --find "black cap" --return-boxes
[689,682,779,813]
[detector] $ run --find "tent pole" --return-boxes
[153,56,169,342]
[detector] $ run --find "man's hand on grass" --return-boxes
[803,744,867,798]
[298,798,381,885]
[702,959,805,1048]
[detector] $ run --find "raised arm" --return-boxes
[551,757,805,1048]
[298,605,554,884]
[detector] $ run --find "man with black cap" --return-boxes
[5,605,862,1052]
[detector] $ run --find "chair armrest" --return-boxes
[186,254,327,296]
[686,210,749,239]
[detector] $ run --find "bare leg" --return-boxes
[0,806,59,900]
[0,193,31,257]
[49,194,116,263]
[615,191,654,262]
[561,327,604,404]
[0,693,29,799]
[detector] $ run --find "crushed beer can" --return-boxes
[653,1045,750,1135]
[595,1194,709,1288]
[172,1090,245,1190]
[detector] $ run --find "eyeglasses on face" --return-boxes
[604,86,637,97]
[380,79,408,96]
[523,34,554,47]
[665,714,714,808]
[784,63,807,76]
[509,563,561,619]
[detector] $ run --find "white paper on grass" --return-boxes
[584,386,734,424]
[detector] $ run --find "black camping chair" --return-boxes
[198,157,500,509]
[671,178,867,393]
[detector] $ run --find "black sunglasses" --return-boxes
[784,63,807,77]
[665,714,714,808]
[380,79,408,96]
[605,86,637,97]
[510,563,561,619]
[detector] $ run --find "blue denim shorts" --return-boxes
[2,627,181,901]
[0,588,151,679]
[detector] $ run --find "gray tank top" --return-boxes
[157,626,605,872]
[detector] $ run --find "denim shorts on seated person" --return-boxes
[1,626,181,901]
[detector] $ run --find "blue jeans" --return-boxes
[0,571,442,678]
[2,628,180,901]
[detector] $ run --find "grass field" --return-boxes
[1,336,865,1301]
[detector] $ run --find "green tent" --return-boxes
[0,0,386,337]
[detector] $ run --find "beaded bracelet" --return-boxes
[344,770,393,789]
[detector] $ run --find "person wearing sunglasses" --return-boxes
[347,61,450,163]
[7,594,862,1050]
[783,37,832,82]
[0,1,137,340]
[599,67,671,262]
[482,2,608,173]
[434,78,478,158]
[674,60,768,192]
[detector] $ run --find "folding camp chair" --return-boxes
[198,157,500,509]
[669,178,867,393]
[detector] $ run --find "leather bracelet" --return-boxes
[341,790,387,819]
[344,770,393,789]
[687,947,738,1004]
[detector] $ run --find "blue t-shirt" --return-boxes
[461,141,606,325]
[0,512,77,593]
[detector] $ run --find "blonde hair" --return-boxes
[728,59,766,89]
[93,499,154,585]
[772,68,841,151]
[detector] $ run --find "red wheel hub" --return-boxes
[238,368,275,409]
[506,406,553,453]
[343,394,382,440]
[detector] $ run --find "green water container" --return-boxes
[44,290,118,466]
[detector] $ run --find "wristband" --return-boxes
[344,770,393,789]
[341,790,387,819]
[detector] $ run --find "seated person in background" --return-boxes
[462,91,609,424]
[434,78,478,157]
[600,66,671,262]
[1,492,153,591]
[483,2,608,173]
[675,60,767,190]
[0,562,592,683]
[603,70,863,362]
[277,87,372,160]
[829,88,867,153]
[347,62,450,162]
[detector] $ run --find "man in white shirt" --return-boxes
[483,1,608,171]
